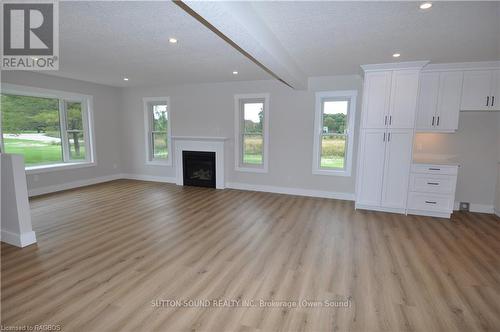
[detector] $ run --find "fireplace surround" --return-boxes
[173,136,227,189]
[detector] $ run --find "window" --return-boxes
[313,90,357,176]
[234,93,269,172]
[143,97,171,165]
[0,84,94,172]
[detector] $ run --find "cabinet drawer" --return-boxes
[411,164,458,176]
[408,192,453,212]
[409,174,456,194]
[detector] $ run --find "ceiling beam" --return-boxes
[174,1,308,90]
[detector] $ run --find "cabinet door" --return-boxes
[361,71,392,129]
[388,70,420,129]
[381,129,413,209]
[461,70,493,111]
[491,70,500,111]
[356,129,387,207]
[436,71,463,131]
[416,72,439,130]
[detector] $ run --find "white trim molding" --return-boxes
[1,230,37,248]
[226,182,354,201]
[143,97,172,166]
[312,90,357,177]
[453,202,495,214]
[122,173,176,184]
[28,174,122,197]
[234,93,270,173]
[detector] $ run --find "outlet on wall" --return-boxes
[459,202,470,211]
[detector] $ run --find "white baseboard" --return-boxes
[28,174,122,197]
[226,182,354,201]
[453,202,494,214]
[122,173,176,184]
[494,209,500,218]
[1,229,37,247]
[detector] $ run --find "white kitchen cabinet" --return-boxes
[356,129,413,213]
[361,71,392,129]
[461,70,498,111]
[407,163,458,218]
[357,62,426,214]
[381,129,414,209]
[416,71,463,132]
[361,69,420,129]
[389,70,420,129]
[492,70,500,111]
[356,129,387,207]
[416,72,439,130]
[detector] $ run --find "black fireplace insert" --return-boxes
[182,151,216,188]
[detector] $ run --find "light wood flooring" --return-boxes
[1,179,500,331]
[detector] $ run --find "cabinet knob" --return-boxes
[492,96,495,107]
[486,96,490,106]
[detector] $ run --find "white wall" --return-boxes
[1,71,122,193]
[414,112,500,210]
[120,75,363,196]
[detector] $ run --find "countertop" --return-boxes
[412,154,461,167]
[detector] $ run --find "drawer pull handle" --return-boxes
[428,168,441,171]
[425,201,437,204]
[427,182,439,185]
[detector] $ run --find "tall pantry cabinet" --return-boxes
[355,62,427,213]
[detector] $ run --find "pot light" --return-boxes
[420,2,432,10]
[169,38,178,44]
[392,53,401,58]
[232,71,238,75]
[123,77,129,81]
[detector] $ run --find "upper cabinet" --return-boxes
[361,69,420,129]
[416,71,463,132]
[460,70,499,111]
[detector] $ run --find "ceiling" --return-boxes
[50,1,272,87]
[48,1,500,87]
[252,1,500,76]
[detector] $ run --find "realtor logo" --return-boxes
[1,0,59,70]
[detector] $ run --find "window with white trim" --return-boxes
[234,93,269,173]
[0,84,95,171]
[143,97,171,165]
[313,90,357,176]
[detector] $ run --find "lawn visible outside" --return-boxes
[152,134,168,159]
[243,135,263,165]
[4,136,63,166]
[320,135,345,169]
[3,134,86,166]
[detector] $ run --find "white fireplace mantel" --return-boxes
[173,136,228,189]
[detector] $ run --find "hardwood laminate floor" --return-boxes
[1,179,500,331]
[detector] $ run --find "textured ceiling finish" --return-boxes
[252,1,500,76]
[45,1,499,87]
[50,1,271,86]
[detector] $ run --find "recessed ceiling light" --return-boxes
[123,77,129,81]
[392,53,401,58]
[420,2,432,10]
[232,71,238,75]
[169,38,178,44]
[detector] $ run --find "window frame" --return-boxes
[312,90,357,177]
[234,93,269,173]
[0,83,96,174]
[143,97,172,166]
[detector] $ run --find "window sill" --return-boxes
[26,161,96,175]
[312,168,351,177]
[235,166,268,173]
